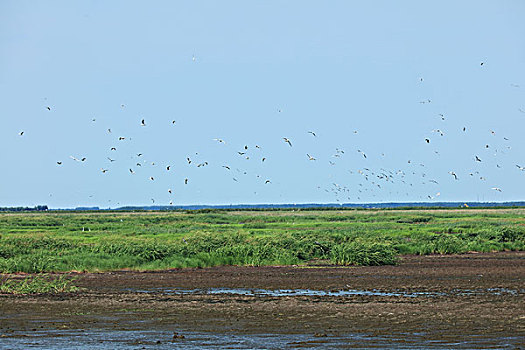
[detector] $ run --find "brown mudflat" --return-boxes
[1,252,524,349]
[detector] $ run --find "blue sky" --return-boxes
[1,1,524,208]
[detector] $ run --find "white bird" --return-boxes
[213,138,226,144]
[307,154,316,161]
[516,165,525,171]
[283,137,292,147]
[101,168,108,173]
[141,119,146,126]
[308,131,317,137]
[449,171,458,180]
[491,187,502,192]
[69,156,85,162]
[19,131,24,136]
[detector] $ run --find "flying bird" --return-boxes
[56,161,62,165]
[491,187,502,192]
[150,176,154,181]
[184,178,188,185]
[119,137,125,140]
[101,168,108,173]
[141,119,146,126]
[107,157,115,162]
[46,106,51,111]
[222,165,231,170]
[213,138,226,144]
[283,138,292,147]
[357,150,367,158]
[307,154,316,161]
[449,171,458,180]
[166,165,171,171]
[308,131,317,137]
[475,156,482,162]
[425,138,430,144]
[19,131,24,136]
[129,169,135,174]
[265,180,271,184]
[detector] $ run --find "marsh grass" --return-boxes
[0,209,523,272]
[0,274,79,294]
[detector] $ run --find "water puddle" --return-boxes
[124,287,522,298]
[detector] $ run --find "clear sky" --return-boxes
[1,1,524,208]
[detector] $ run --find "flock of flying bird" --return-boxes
[17,60,525,206]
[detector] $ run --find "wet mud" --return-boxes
[1,252,523,349]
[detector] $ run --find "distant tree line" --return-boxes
[0,205,48,212]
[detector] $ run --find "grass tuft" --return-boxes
[0,274,79,294]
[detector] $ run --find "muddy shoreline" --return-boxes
[1,252,524,349]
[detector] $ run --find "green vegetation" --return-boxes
[0,274,79,294]
[0,209,523,272]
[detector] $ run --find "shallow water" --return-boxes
[124,286,522,298]
[1,328,521,349]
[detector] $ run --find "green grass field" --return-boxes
[0,208,524,273]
